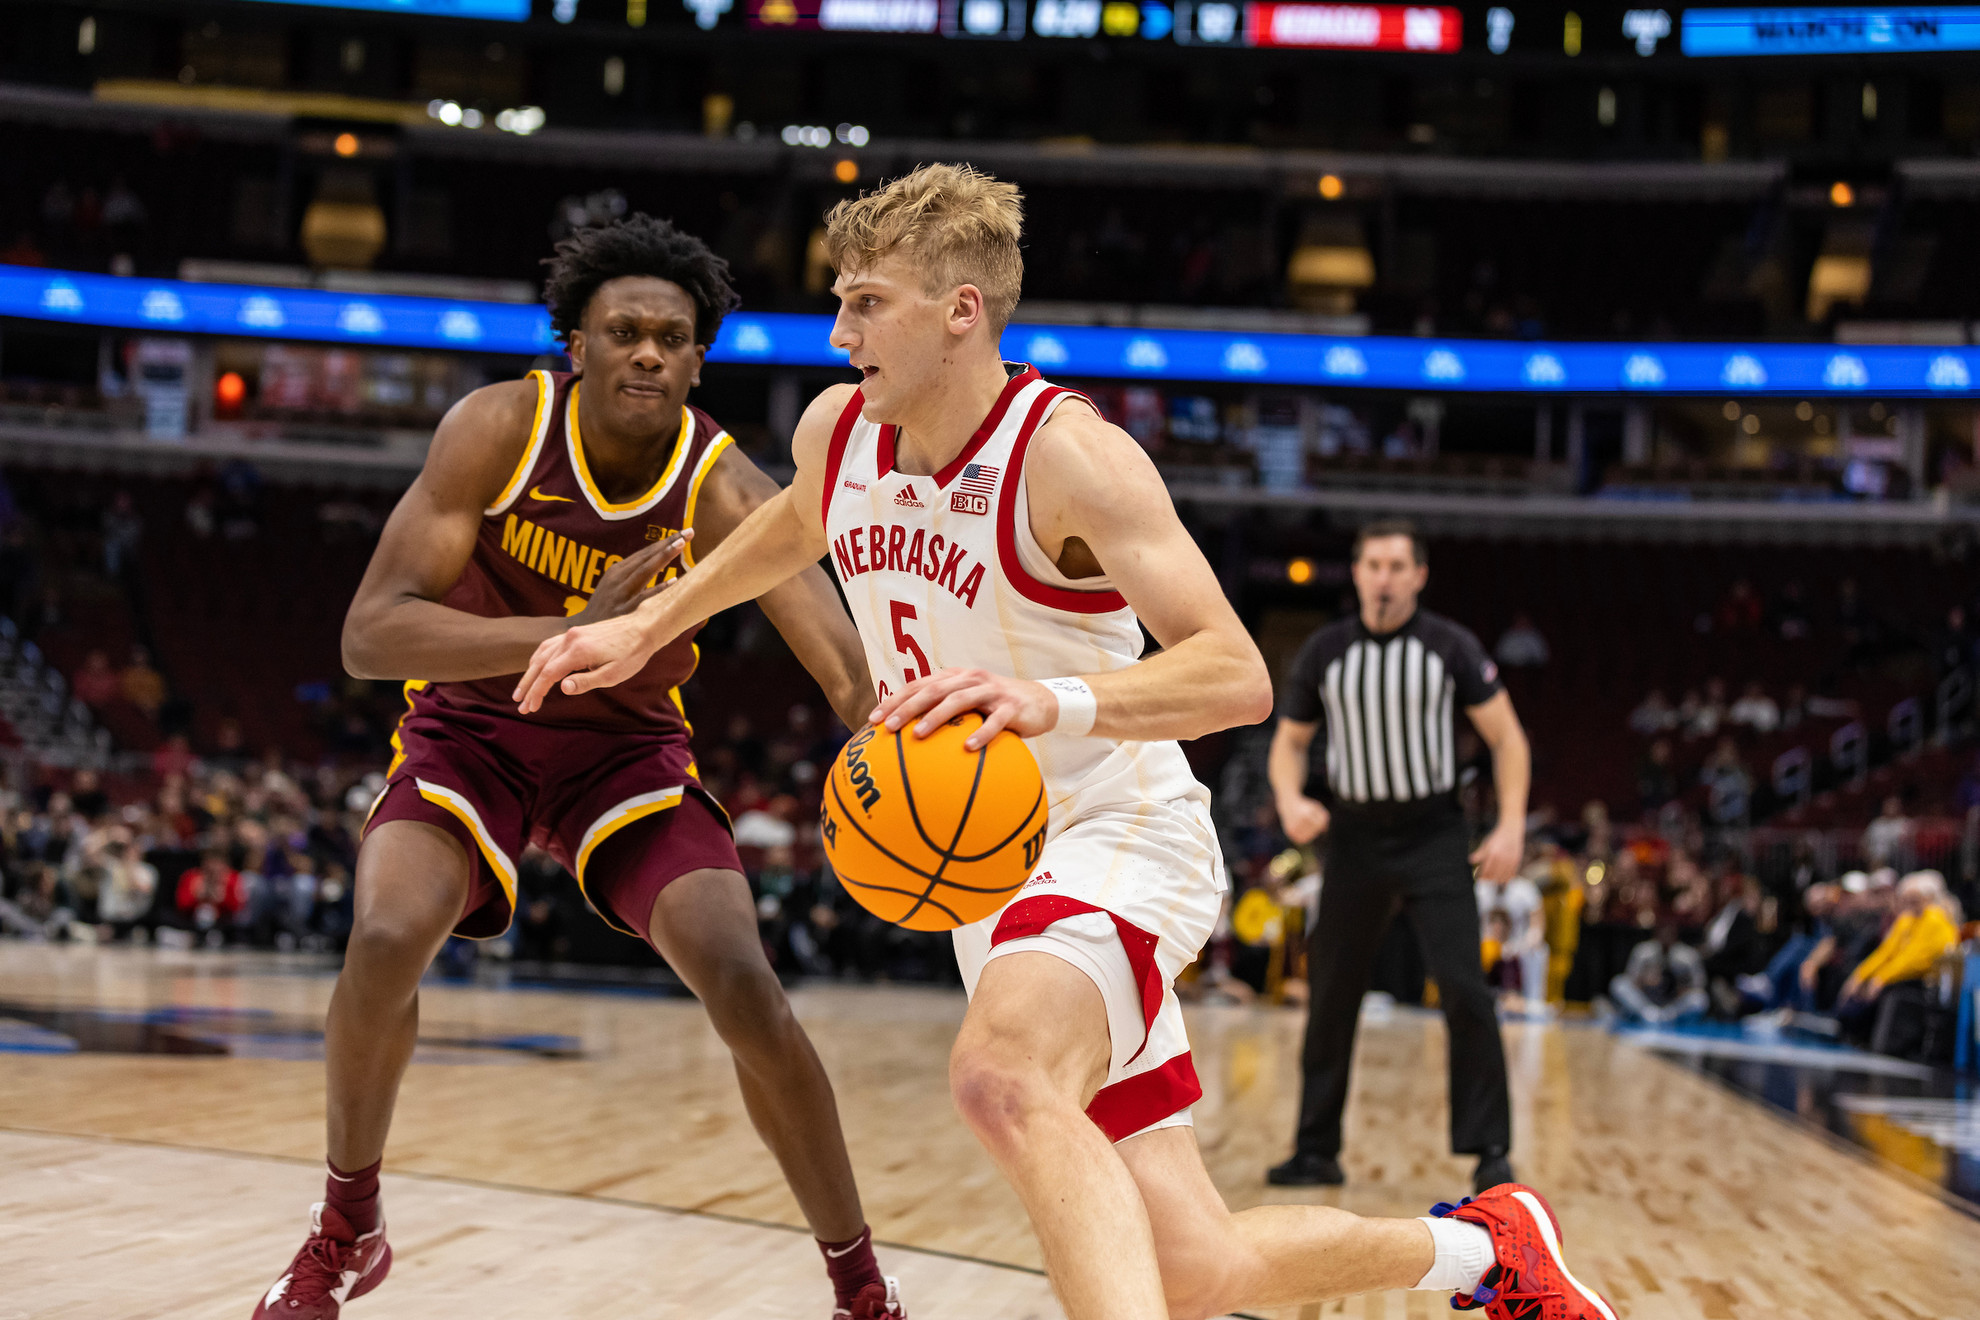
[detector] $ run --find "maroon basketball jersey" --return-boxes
[408,368,733,733]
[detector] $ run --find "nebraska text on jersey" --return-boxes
[830,523,987,607]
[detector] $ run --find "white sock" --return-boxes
[1412,1217,1496,1293]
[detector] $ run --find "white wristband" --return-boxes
[1041,677,1097,738]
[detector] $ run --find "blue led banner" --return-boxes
[1680,6,1980,55]
[3,266,1976,397]
[0,267,560,356]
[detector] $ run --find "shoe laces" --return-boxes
[1447,1263,1563,1316]
[1429,1196,1475,1218]
[283,1232,352,1303]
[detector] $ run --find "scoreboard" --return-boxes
[747,0,1462,46]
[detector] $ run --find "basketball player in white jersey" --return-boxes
[515,165,1615,1320]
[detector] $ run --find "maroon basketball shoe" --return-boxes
[251,1203,392,1318]
[835,1275,906,1319]
[1428,1185,1617,1320]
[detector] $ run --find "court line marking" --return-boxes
[0,1122,1274,1317]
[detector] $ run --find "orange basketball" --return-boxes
[821,713,1047,932]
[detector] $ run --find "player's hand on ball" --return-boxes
[1277,793,1330,844]
[871,668,1059,750]
[515,612,659,713]
[572,529,689,625]
[1469,824,1524,882]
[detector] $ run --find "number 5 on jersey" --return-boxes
[891,600,931,688]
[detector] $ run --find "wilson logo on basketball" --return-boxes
[894,484,924,509]
[950,492,989,515]
[839,726,883,811]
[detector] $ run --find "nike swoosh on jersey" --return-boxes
[529,485,574,503]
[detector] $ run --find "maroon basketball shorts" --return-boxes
[363,709,740,943]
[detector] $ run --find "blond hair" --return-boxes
[823,163,1025,329]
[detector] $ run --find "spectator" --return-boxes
[1727,682,1780,734]
[1477,863,1549,1012]
[72,650,120,707]
[152,733,197,780]
[1930,605,1974,679]
[1684,678,1729,741]
[175,849,246,935]
[1716,579,1763,632]
[69,769,109,822]
[1772,580,1813,641]
[1739,882,1839,1014]
[1698,870,1769,1013]
[102,491,142,580]
[1637,738,1678,812]
[1836,870,1962,1056]
[1609,925,1708,1025]
[185,488,217,539]
[1861,796,1912,870]
[1494,613,1550,668]
[120,645,166,717]
[1699,737,1752,826]
[1835,577,1879,668]
[92,831,158,937]
[1628,689,1677,736]
[1778,683,1808,733]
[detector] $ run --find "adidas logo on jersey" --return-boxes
[1023,871,1055,888]
[894,484,924,509]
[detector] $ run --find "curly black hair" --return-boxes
[541,214,741,347]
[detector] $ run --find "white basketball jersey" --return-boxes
[820,365,1209,828]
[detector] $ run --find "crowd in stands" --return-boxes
[0,757,368,950]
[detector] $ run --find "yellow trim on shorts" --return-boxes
[567,386,692,519]
[571,786,686,935]
[679,431,734,568]
[384,679,427,779]
[413,778,519,916]
[484,370,553,517]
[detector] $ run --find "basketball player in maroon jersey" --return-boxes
[251,217,902,1320]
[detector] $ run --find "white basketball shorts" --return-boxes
[951,793,1227,1143]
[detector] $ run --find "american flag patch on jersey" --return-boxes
[957,463,999,498]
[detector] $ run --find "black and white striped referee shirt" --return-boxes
[1280,609,1502,812]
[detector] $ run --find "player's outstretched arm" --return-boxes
[515,384,851,713]
[874,404,1272,747]
[691,441,878,730]
[342,381,687,682]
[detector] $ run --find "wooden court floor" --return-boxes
[1,944,1977,1320]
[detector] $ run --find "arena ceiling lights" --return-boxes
[7,265,1975,398]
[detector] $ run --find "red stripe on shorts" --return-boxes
[1084,1051,1202,1143]
[991,894,1166,1063]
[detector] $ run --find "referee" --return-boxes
[1266,520,1530,1195]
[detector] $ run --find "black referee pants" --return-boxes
[1292,811,1511,1159]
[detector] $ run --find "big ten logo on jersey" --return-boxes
[831,523,987,607]
[949,461,997,515]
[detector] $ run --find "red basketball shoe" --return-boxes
[1428,1185,1617,1320]
[251,1203,392,1318]
[835,1275,906,1319]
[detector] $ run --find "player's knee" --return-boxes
[695,954,794,1047]
[1158,1267,1228,1320]
[346,902,451,976]
[948,1047,1059,1148]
